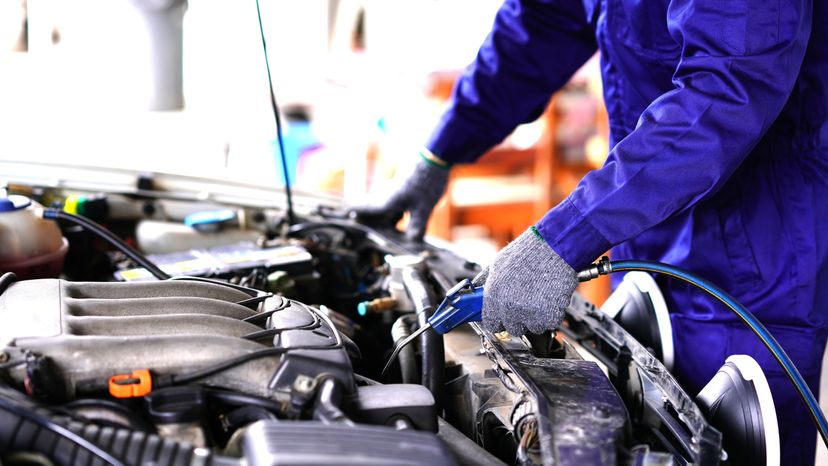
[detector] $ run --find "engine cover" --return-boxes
[0,278,355,401]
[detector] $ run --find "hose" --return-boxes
[0,395,125,466]
[390,315,419,384]
[205,388,284,413]
[402,266,445,408]
[43,209,171,280]
[579,257,828,448]
[0,272,17,295]
[225,406,279,431]
[0,390,212,466]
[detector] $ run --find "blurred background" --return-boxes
[0,0,609,301]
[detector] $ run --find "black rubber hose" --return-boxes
[391,315,419,384]
[402,267,445,409]
[0,395,125,466]
[0,272,17,295]
[0,399,206,466]
[225,406,278,431]
[43,209,171,280]
[206,389,284,413]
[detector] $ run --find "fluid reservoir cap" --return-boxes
[184,209,236,230]
[0,195,32,212]
[145,386,206,424]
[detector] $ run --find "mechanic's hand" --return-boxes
[351,153,449,242]
[473,227,577,336]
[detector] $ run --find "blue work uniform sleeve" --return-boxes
[425,0,597,163]
[537,0,813,270]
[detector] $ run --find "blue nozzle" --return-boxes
[428,279,484,334]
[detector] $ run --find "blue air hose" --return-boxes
[578,257,828,448]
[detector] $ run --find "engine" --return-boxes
[0,277,453,466]
[0,186,772,466]
[0,279,354,400]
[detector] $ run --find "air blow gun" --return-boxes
[382,279,483,374]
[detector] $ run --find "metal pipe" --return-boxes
[390,315,418,384]
[401,266,444,408]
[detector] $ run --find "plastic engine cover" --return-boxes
[0,278,355,401]
[241,421,457,466]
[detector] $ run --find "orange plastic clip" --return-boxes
[108,369,152,398]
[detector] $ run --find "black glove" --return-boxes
[352,156,449,242]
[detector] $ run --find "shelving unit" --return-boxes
[425,70,612,305]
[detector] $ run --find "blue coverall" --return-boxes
[425,0,828,463]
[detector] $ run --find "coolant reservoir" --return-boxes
[0,195,68,279]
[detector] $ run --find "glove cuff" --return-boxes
[418,147,451,170]
[513,228,573,274]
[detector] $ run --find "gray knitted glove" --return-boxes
[352,158,449,242]
[473,228,577,336]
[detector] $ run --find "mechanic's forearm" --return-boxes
[538,83,798,271]
[532,0,812,271]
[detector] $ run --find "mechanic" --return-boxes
[355,0,828,464]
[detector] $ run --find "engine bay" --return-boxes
[0,170,744,466]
